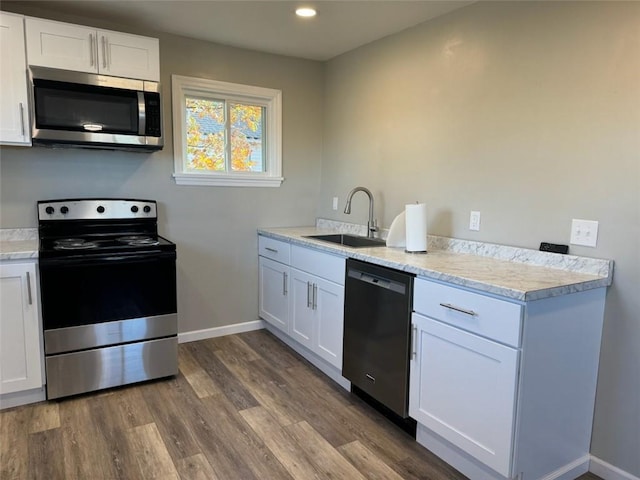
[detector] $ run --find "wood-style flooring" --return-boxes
[1,329,603,480]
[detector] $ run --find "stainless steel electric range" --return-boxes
[37,198,178,399]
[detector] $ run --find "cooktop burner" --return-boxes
[54,238,99,250]
[117,235,160,246]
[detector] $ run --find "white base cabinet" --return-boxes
[25,17,160,81]
[0,262,43,396]
[258,235,346,374]
[410,277,606,480]
[0,12,31,146]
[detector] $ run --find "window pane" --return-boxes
[185,97,226,171]
[230,103,265,172]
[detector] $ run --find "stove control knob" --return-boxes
[97,206,105,214]
[131,205,139,213]
[45,206,55,215]
[60,206,69,214]
[143,205,151,213]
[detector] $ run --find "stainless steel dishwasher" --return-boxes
[343,258,414,419]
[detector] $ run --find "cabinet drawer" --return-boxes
[413,278,522,347]
[258,236,290,264]
[291,245,346,285]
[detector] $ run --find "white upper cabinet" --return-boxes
[25,17,160,81]
[0,12,31,146]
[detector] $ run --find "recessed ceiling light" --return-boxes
[296,7,317,18]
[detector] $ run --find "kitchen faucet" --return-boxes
[344,186,378,238]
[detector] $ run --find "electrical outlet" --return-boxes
[332,197,339,211]
[469,211,481,231]
[570,219,599,247]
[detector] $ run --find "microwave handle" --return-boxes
[138,92,146,135]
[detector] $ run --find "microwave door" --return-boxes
[33,82,139,134]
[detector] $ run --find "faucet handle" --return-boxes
[369,219,379,237]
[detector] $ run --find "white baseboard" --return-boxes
[0,387,46,410]
[539,456,589,480]
[590,456,640,480]
[178,320,265,343]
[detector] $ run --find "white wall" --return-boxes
[320,1,639,475]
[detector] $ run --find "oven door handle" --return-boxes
[39,251,176,268]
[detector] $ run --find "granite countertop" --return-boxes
[0,228,39,261]
[258,225,613,302]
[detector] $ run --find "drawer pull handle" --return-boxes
[365,374,376,383]
[439,303,477,317]
[265,247,278,253]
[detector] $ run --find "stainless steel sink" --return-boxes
[304,233,386,248]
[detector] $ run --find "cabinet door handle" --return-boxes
[19,103,25,137]
[26,271,33,305]
[265,247,278,253]
[282,272,287,296]
[439,302,478,317]
[307,282,312,308]
[89,33,95,66]
[312,284,317,310]
[411,324,417,359]
[101,35,108,69]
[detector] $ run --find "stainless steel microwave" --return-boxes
[29,66,163,152]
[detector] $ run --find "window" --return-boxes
[172,75,282,187]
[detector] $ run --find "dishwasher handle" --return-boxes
[347,267,407,295]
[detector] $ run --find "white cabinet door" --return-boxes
[409,313,519,477]
[0,262,43,394]
[98,30,159,81]
[26,17,97,73]
[0,12,31,146]
[289,268,314,350]
[258,256,289,334]
[314,277,344,369]
[289,268,344,369]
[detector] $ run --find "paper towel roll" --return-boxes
[405,203,427,253]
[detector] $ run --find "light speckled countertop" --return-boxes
[0,240,39,261]
[258,226,613,302]
[0,229,39,261]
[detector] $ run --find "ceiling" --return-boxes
[12,1,474,61]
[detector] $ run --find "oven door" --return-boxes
[39,251,177,354]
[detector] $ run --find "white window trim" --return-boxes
[171,75,283,187]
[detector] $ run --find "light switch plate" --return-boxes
[570,219,599,247]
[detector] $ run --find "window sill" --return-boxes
[173,173,284,187]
